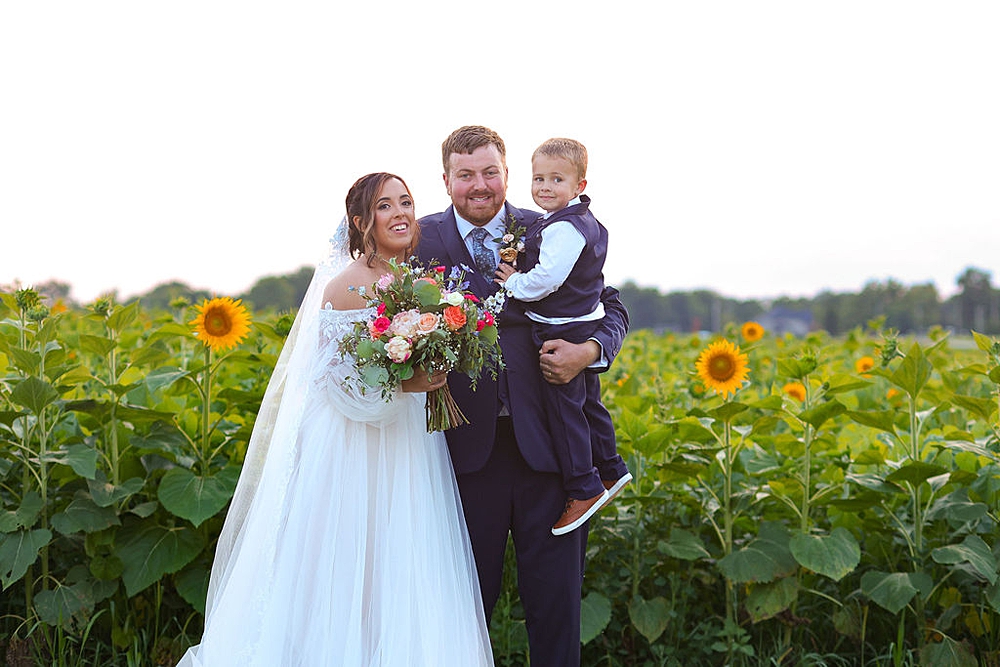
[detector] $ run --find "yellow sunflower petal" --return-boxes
[190,297,252,352]
[695,339,750,398]
[855,355,875,374]
[783,381,806,402]
[741,321,764,342]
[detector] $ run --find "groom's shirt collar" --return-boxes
[455,208,506,242]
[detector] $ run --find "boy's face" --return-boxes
[531,154,586,213]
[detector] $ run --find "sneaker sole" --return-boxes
[599,472,633,510]
[551,489,610,536]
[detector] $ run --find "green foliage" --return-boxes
[4,291,1000,665]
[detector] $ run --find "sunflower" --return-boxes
[783,381,806,402]
[695,339,750,398]
[855,355,875,375]
[741,321,764,342]
[190,297,252,352]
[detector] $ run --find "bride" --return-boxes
[177,173,494,666]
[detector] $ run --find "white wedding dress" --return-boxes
[177,305,494,666]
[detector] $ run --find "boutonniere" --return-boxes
[493,212,526,268]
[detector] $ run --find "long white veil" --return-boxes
[204,219,353,610]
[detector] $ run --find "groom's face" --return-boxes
[443,144,508,225]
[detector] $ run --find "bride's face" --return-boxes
[370,178,416,259]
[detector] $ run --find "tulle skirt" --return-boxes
[177,392,494,666]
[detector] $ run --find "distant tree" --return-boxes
[956,266,998,333]
[241,266,314,312]
[136,281,212,311]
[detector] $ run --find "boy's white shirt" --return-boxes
[503,196,605,325]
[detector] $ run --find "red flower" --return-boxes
[464,293,480,303]
[376,302,386,316]
[434,265,446,273]
[369,315,391,338]
[481,312,495,326]
[476,319,486,332]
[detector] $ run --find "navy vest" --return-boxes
[520,195,607,319]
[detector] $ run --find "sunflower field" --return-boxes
[2,287,1000,666]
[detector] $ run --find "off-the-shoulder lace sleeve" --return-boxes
[315,305,410,424]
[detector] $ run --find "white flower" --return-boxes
[385,336,412,363]
[443,291,465,307]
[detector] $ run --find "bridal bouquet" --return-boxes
[338,259,505,432]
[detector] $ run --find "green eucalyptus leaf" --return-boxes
[115,523,205,597]
[789,528,860,581]
[931,535,998,585]
[628,595,670,643]
[580,591,612,644]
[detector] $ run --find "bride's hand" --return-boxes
[401,369,449,393]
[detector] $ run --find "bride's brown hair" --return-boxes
[345,172,420,266]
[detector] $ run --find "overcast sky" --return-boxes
[2,1,998,304]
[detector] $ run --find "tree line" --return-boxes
[17,266,999,336]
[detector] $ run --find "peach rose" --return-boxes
[443,306,467,331]
[416,312,440,335]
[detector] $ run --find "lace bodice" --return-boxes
[314,304,409,424]
[318,304,373,349]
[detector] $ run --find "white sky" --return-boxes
[2,1,998,304]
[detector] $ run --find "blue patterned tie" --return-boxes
[470,227,497,277]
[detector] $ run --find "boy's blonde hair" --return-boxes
[532,138,588,180]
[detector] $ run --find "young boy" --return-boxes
[495,137,631,535]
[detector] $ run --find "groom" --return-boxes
[416,125,629,666]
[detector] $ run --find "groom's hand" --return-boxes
[539,339,600,385]
[402,370,449,393]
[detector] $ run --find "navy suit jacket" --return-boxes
[417,202,629,475]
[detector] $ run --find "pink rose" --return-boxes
[376,273,394,291]
[390,309,421,338]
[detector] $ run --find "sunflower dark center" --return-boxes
[204,310,232,336]
[708,355,734,381]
